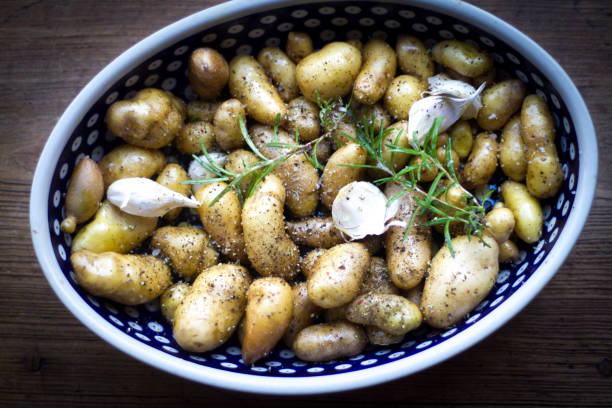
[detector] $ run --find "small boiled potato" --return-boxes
[300,248,326,279]
[366,326,404,346]
[435,145,461,174]
[98,144,166,188]
[485,207,516,244]
[313,137,332,164]
[384,183,431,290]
[242,175,300,280]
[175,121,215,155]
[499,116,527,181]
[106,88,185,149]
[156,164,191,221]
[410,155,438,182]
[332,121,359,146]
[242,277,293,365]
[61,157,104,234]
[367,120,410,179]
[286,32,313,63]
[477,79,526,131]
[250,124,319,217]
[187,100,220,122]
[292,321,366,362]
[229,55,287,126]
[296,42,362,102]
[323,305,349,322]
[436,132,449,148]
[396,35,434,80]
[213,98,246,151]
[383,75,426,120]
[432,40,493,78]
[150,226,219,280]
[356,103,391,135]
[461,132,498,189]
[521,95,563,198]
[195,182,248,263]
[284,97,320,142]
[360,257,399,295]
[448,120,473,160]
[501,181,543,244]
[72,200,157,254]
[188,47,229,101]
[160,282,191,323]
[286,216,344,249]
[499,240,520,263]
[320,143,367,209]
[174,264,251,352]
[283,282,322,347]
[421,234,499,328]
[224,149,258,193]
[354,39,397,105]
[346,39,363,51]
[71,250,171,305]
[346,293,422,336]
[493,201,505,210]
[257,47,299,102]
[308,242,370,309]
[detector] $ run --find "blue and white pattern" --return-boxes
[46,1,578,377]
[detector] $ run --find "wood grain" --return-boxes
[0,0,610,406]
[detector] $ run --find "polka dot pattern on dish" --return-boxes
[47,1,579,378]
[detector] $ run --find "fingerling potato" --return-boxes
[156,164,191,221]
[346,293,422,336]
[432,40,493,78]
[175,121,215,155]
[61,157,104,234]
[384,75,426,120]
[284,97,320,142]
[160,282,191,323]
[499,116,527,181]
[320,143,367,209]
[300,248,326,279]
[286,216,344,249]
[484,207,516,244]
[224,149,258,193]
[501,180,543,244]
[98,144,166,188]
[477,79,526,131]
[187,100,220,122]
[286,32,313,63]
[396,35,434,80]
[461,132,498,189]
[257,47,299,102]
[213,98,247,151]
[188,47,229,101]
[353,39,397,105]
[293,321,366,362]
[283,282,322,347]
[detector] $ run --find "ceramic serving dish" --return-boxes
[30,0,597,395]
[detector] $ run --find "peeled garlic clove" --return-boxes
[107,177,201,217]
[187,152,228,193]
[408,81,485,148]
[332,181,403,240]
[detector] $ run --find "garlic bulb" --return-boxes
[188,152,228,193]
[107,177,201,217]
[331,181,405,240]
[408,74,485,148]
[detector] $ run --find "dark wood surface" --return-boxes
[1,0,610,406]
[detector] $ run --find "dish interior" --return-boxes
[46,1,579,377]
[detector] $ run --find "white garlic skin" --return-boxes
[107,177,201,217]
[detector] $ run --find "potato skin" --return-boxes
[150,226,219,280]
[320,143,367,209]
[71,250,171,305]
[229,55,287,126]
[195,182,248,263]
[346,293,422,336]
[293,321,366,362]
[286,217,344,249]
[242,277,293,365]
[477,79,526,131]
[366,326,404,346]
[175,121,215,155]
[499,240,520,263]
[360,256,399,295]
[353,39,397,105]
[257,47,299,102]
[106,88,185,149]
[432,40,493,78]
[242,175,300,280]
[188,47,229,101]
[213,98,247,151]
[421,234,499,328]
[501,181,543,244]
[384,75,426,120]
[499,116,527,181]
[296,42,362,102]
[187,100,220,122]
[160,282,191,323]
[448,120,473,160]
[72,200,157,254]
[396,35,434,80]
[484,207,516,244]
[174,264,251,353]
[308,243,370,308]
[98,144,166,188]
[61,157,104,234]
[156,164,191,221]
[224,149,258,193]
[250,124,319,217]
[284,97,320,142]
[300,248,326,279]
[520,95,563,198]
[461,132,499,189]
[283,281,322,347]
[286,31,313,63]
[384,182,431,290]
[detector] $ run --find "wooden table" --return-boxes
[1,0,610,406]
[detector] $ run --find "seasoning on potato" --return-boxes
[188,47,229,101]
